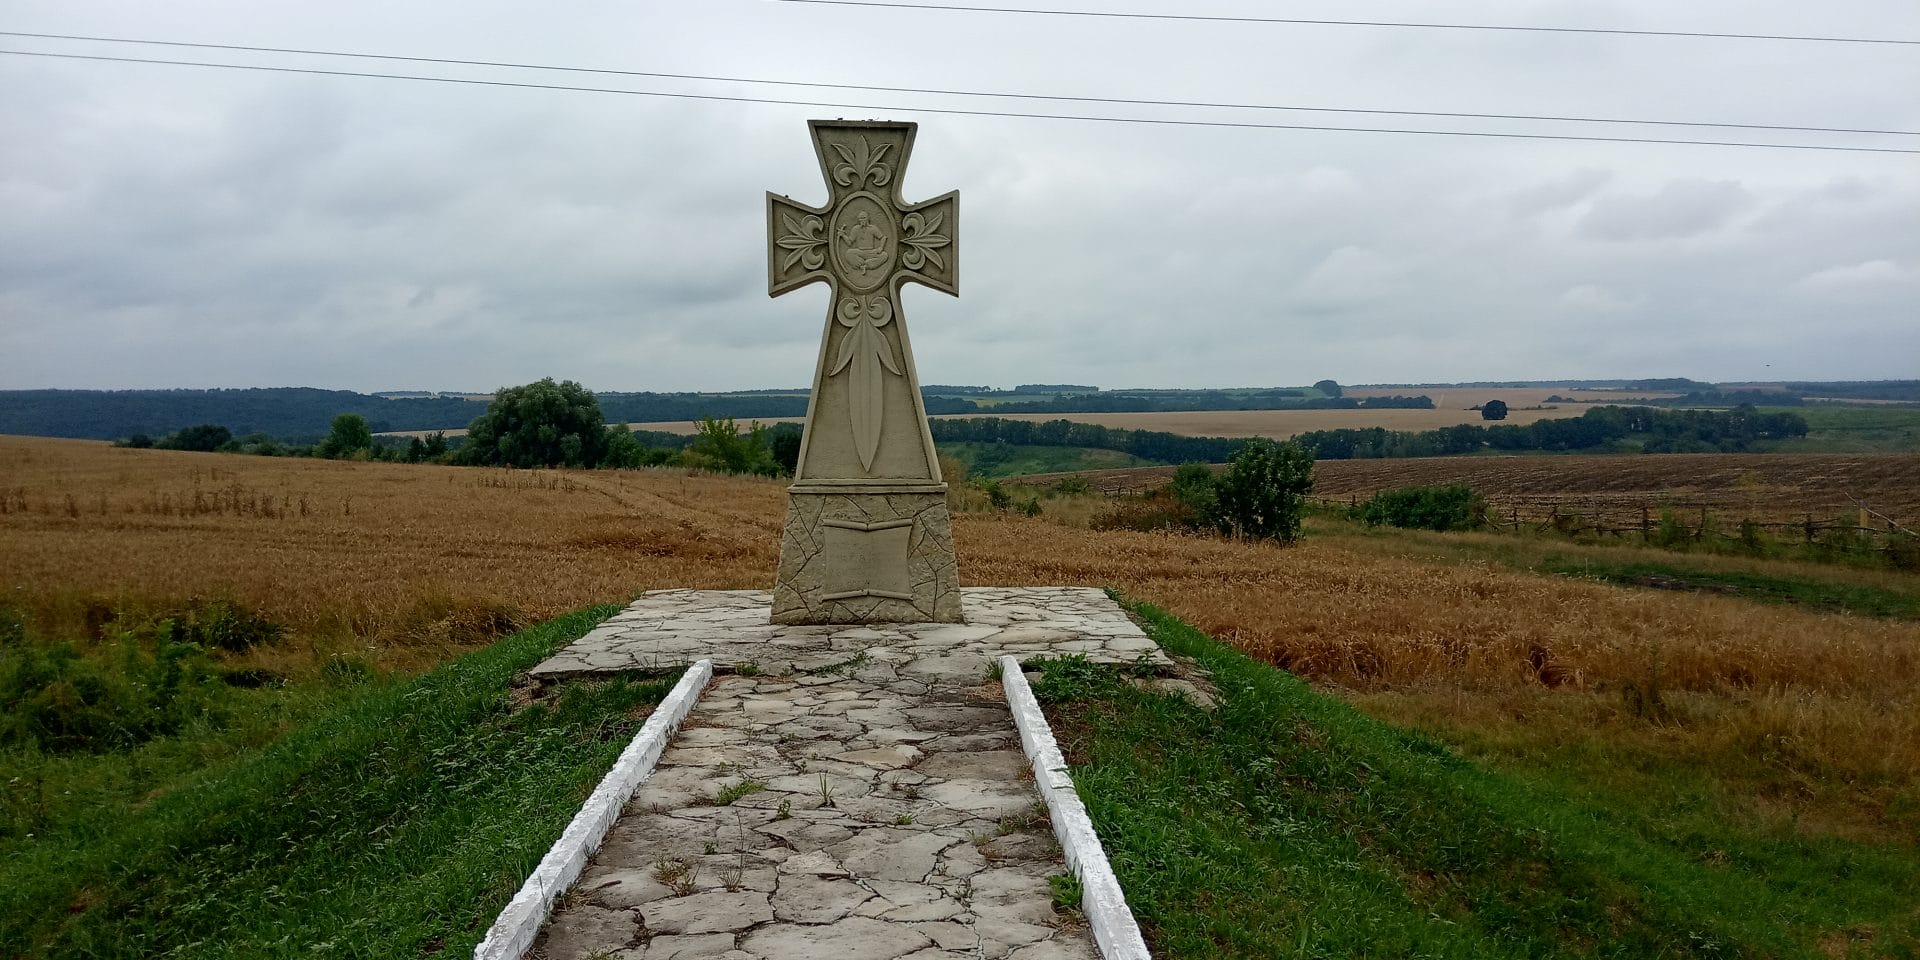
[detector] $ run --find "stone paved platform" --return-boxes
[531,588,1171,681]
[526,588,1168,960]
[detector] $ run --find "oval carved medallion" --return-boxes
[830,193,896,293]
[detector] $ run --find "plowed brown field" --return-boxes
[1026,453,1920,525]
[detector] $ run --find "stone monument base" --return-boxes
[771,484,962,624]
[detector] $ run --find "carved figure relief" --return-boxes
[831,195,895,292]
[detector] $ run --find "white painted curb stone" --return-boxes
[473,658,714,960]
[1000,655,1153,960]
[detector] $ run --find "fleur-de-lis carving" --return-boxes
[900,210,950,272]
[830,136,893,190]
[830,293,902,471]
[776,212,827,273]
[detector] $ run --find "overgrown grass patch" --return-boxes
[1541,558,1920,620]
[1,603,673,959]
[1032,599,1920,958]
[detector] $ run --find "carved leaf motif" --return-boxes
[829,136,894,189]
[776,212,826,273]
[899,210,952,274]
[828,294,900,471]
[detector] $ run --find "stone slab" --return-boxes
[532,587,1171,682]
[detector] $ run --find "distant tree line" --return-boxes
[114,379,806,478]
[934,405,1809,467]
[1294,405,1808,458]
[929,417,1245,463]
[984,391,1431,415]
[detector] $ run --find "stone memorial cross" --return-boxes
[766,120,961,624]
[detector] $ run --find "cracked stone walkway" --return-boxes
[529,588,1165,960]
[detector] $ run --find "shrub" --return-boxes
[1480,400,1510,421]
[1214,439,1313,542]
[1357,484,1488,532]
[1168,462,1220,526]
[0,622,222,753]
[159,424,232,452]
[685,417,778,476]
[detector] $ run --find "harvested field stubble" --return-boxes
[4,436,1915,834]
[1037,453,1920,525]
[1309,453,1920,523]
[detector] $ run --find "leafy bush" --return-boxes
[1356,484,1488,532]
[0,623,222,753]
[1214,439,1313,542]
[1168,462,1219,525]
[683,417,778,476]
[157,424,232,453]
[1480,400,1509,421]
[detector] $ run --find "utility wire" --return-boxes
[1,29,1910,137]
[770,0,1920,46]
[7,49,1917,155]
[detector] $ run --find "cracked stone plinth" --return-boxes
[530,588,1170,682]
[773,490,961,625]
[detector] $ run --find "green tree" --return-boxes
[316,414,375,459]
[1480,399,1510,421]
[422,431,449,461]
[159,424,232,452]
[1213,439,1314,543]
[461,378,611,468]
[1313,379,1343,398]
[686,417,777,476]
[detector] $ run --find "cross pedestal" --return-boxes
[765,120,962,624]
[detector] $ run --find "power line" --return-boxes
[771,0,1920,46]
[7,49,1917,155]
[1,30,1910,137]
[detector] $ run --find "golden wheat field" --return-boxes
[4,435,1915,837]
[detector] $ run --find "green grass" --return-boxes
[1759,405,1920,453]
[936,440,1157,478]
[1540,558,1920,620]
[1034,599,1920,959]
[1,604,676,959]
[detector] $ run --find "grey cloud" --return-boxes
[1509,168,1612,216]
[1576,178,1754,241]
[2,0,1918,391]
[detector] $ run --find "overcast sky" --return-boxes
[2,0,1916,392]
